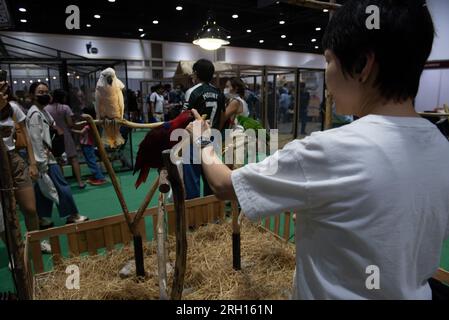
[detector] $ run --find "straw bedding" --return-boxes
[35,220,295,300]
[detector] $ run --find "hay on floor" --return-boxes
[34,220,295,300]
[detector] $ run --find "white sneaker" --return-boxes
[40,240,52,254]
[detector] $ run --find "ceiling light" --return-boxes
[45,78,49,81]
[315,46,319,49]
[86,24,91,28]
[138,28,144,32]
[281,35,286,39]
[232,14,239,19]
[108,0,116,2]
[21,80,25,84]
[279,20,285,25]
[38,79,41,82]
[311,38,317,42]
[323,9,329,13]
[193,13,230,51]
[29,80,33,83]
[52,76,57,80]
[140,33,146,38]
[94,14,101,19]
[76,76,80,79]
[20,19,27,23]
[13,80,17,84]
[227,36,231,39]
[288,43,293,46]
[153,20,159,24]
[19,8,27,12]
[176,6,183,11]
[316,27,321,31]
[247,29,252,33]
[259,40,264,43]
[67,73,71,76]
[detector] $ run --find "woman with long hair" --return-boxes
[27,82,88,228]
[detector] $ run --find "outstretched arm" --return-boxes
[187,109,237,201]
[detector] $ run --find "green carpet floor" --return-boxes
[1,130,449,294]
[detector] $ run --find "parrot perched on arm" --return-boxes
[133,110,194,189]
[95,68,126,149]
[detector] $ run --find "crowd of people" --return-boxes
[0,82,108,254]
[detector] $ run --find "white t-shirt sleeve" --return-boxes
[231,139,311,221]
[12,103,26,123]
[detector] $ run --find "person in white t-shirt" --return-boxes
[149,85,165,122]
[186,0,449,300]
[0,82,52,253]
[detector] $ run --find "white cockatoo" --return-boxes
[95,67,125,148]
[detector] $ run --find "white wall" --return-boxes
[428,0,449,61]
[224,47,324,69]
[415,0,449,110]
[1,31,325,74]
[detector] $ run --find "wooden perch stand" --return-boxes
[286,0,341,10]
[0,141,31,300]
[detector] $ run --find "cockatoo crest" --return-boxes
[97,67,125,90]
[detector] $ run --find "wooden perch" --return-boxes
[131,179,159,233]
[418,112,449,118]
[82,115,133,229]
[162,150,187,300]
[231,201,241,271]
[158,170,171,194]
[76,118,164,129]
[157,192,169,300]
[0,141,31,300]
[286,0,341,10]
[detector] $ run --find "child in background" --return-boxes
[73,124,107,186]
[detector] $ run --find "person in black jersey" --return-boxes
[183,59,226,200]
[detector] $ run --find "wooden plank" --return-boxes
[112,224,123,244]
[167,208,176,236]
[103,225,115,251]
[265,216,271,229]
[30,240,44,274]
[219,201,225,221]
[27,196,221,242]
[93,228,106,249]
[77,232,88,253]
[24,237,34,298]
[152,215,158,241]
[86,230,98,256]
[138,218,147,242]
[283,212,291,241]
[120,222,132,245]
[67,233,80,257]
[274,216,280,237]
[49,236,62,266]
[193,206,200,227]
[207,203,215,223]
[202,205,209,225]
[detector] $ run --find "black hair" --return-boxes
[192,59,215,83]
[322,0,434,102]
[228,77,246,97]
[29,82,49,96]
[52,89,67,104]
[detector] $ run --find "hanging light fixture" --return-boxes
[193,12,230,51]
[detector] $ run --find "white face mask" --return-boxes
[223,88,231,95]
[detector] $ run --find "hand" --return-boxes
[186,109,211,140]
[29,163,39,181]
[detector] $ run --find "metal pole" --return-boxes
[123,60,134,171]
[294,69,301,139]
[262,67,268,128]
[324,0,336,130]
[8,64,13,93]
